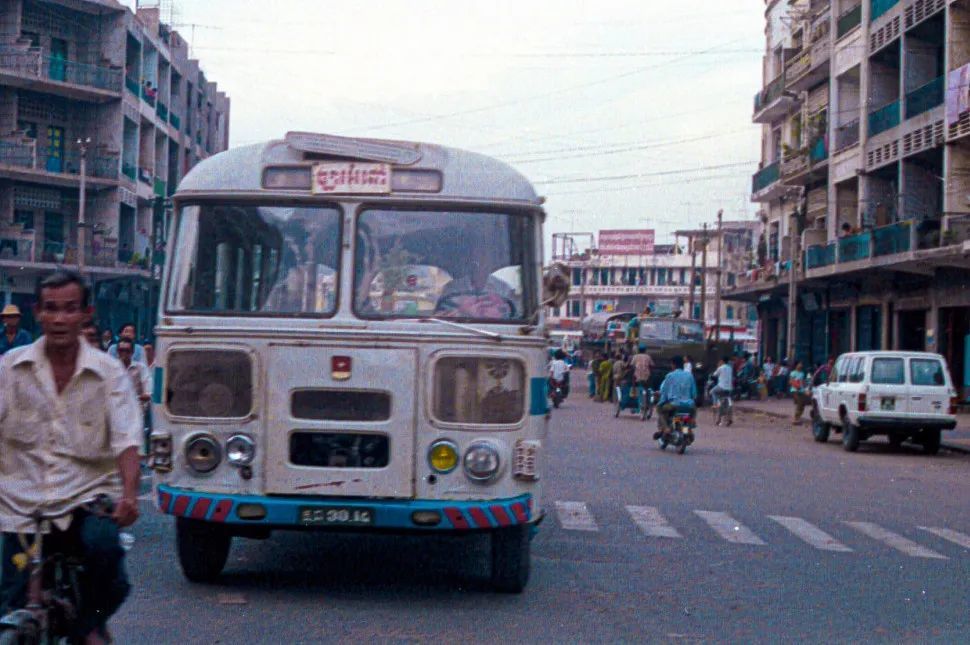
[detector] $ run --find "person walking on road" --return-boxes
[789,361,810,425]
[596,353,613,402]
[631,347,654,399]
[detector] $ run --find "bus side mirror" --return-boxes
[542,262,570,308]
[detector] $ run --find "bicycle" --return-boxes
[0,497,114,645]
[710,386,733,427]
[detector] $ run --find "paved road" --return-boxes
[115,391,969,643]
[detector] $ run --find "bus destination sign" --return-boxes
[311,162,391,194]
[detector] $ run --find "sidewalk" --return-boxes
[733,396,970,455]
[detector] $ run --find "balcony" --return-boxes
[904,76,944,119]
[751,161,783,201]
[141,85,156,107]
[0,140,118,180]
[154,177,166,197]
[0,46,122,98]
[156,100,168,121]
[124,75,139,96]
[871,0,899,21]
[834,119,861,151]
[809,136,829,163]
[121,161,136,182]
[837,4,863,38]
[868,99,901,136]
[0,226,36,263]
[838,231,871,262]
[872,220,912,256]
[805,242,837,269]
[753,72,797,124]
[169,111,181,130]
[786,29,832,93]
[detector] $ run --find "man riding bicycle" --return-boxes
[0,270,143,644]
[709,356,734,426]
[652,356,698,440]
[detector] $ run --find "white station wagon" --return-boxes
[811,351,958,454]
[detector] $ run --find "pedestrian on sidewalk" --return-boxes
[789,361,810,425]
[588,354,601,399]
[596,352,613,402]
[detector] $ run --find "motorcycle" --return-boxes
[658,408,696,455]
[549,378,567,409]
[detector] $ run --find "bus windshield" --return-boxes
[354,208,535,321]
[169,203,341,315]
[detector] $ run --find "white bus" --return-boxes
[149,131,557,592]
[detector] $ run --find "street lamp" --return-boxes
[76,137,91,272]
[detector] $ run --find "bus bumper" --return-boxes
[156,484,534,532]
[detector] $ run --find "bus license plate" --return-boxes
[299,507,375,527]
[881,397,895,411]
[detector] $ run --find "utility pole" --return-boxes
[76,137,91,273]
[786,205,801,362]
[688,233,697,318]
[700,223,708,325]
[714,209,724,342]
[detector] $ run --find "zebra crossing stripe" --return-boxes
[554,501,599,531]
[626,506,682,538]
[768,516,852,552]
[845,522,947,559]
[917,526,970,550]
[694,511,766,545]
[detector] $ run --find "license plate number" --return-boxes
[299,507,375,526]
[881,397,895,411]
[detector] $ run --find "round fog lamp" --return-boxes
[185,435,221,473]
[463,442,500,482]
[428,440,459,474]
[226,434,256,466]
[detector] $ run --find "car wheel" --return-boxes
[921,429,941,456]
[811,406,830,443]
[176,517,232,583]
[841,421,861,452]
[490,524,530,593]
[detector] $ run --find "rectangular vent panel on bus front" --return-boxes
[291,389,391,422]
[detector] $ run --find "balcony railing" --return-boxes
[752,161,781,193]
[1,141,118,179]
[835,119,860,150]
[124,75,139,95]
[141,86,156,106]
[838,231,871,262]
[121,162,136,181]
[870,0,899,22]
[0,47,121,92]
[837,4,863,38]
[809,136,828,163]
[754,72,787,114]
[169,112,181,130]
[868,100,900,136]
[156,100,168,121]
[154,177,166,197]
[872,220,912,256]
[805,243,836,269]
[0,229,35,263]
[905,76,944,119]
[0,140,37,168]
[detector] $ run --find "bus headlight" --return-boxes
[428,440,459,473]
[463,441,501,482]
[226,435,256,466]
[185,434,222,473]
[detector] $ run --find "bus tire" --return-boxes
[176,517,232,583]
[490,524,530,593]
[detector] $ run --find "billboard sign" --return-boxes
[598,229,655,255]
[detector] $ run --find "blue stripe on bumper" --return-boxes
[157,484,533,531]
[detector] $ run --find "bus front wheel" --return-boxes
[490,524,530,593]
[176,517,232,583]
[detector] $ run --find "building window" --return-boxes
[679,269,686,284]
[571,268,582,286]
[727,272,736,287]
[692,304,702,319]
[726,305,734,320]
[658,269,667,286]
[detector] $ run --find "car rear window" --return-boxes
[870,358,904,385]
[910,359,945,387]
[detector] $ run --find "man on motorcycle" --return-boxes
[548,349,570,397]
[0,270,142,644]
[652,356,698,440]
[710,356,734,426]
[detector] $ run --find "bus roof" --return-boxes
[177,132,541,203]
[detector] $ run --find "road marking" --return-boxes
[626,506,682,538]
[917,526,970,550]
[845,522,947,559]
[554,501,599,531]
[694,511,766,545]
[768,516,852,552]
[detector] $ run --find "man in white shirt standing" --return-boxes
[116,338,152,454]
[0,270,142,644]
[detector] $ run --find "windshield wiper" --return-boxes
[400,317,503,341]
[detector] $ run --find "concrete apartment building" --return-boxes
[548,224,760,347]
[0,0,229,335]
[730,0,970,396]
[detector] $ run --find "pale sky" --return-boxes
[126,0,764,246]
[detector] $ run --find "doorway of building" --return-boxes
[49,38,67,82]
[898,309,927,351]
[828,309,850,357]
[939,307,970,398]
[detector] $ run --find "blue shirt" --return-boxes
[658,369,697,406]
[0,328,32,355]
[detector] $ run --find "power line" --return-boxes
[535,161,757,186]
[543,171,751,197]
